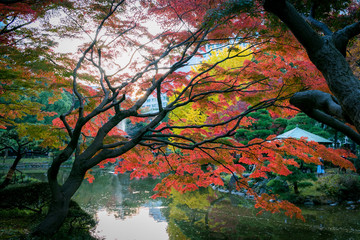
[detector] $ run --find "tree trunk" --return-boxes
[3,148,8,163]
[32,194,72,237]
[0,152,22,189]
[293,181,299,194]
[263,0,360,144]
[32,166,85,237]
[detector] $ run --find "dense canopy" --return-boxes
[1,0,359,237]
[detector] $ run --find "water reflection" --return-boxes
[93,207,168,240]
[73,172,168,239]
[26,171,360,239]
[166,187,360,240]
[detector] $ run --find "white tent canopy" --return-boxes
[276,127,332,143]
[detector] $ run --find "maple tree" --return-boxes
[0,0,74,188]
[0,90,74,189]
[261,0,360,144]
[2,0,359,237]
[0,0,74,128]
[0,0,79,194]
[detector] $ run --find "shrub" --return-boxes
[0,173,41,185]
[56,200,96,237]
[316,174,360,201]
[0,182,96,239]
[266,178,289,194]
[0,182,50,213]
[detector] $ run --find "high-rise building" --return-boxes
[141,94,168,114]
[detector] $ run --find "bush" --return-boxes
[0,182,50,213]
[0,182,96,239]
[0,173,41,185]
[266,178,289,194]
[352,158,360,173]
[62,200,96,234]
[316,174,360,201]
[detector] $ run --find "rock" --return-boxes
[259,188,266,194]
[233,192,245,197]
[304,201,314,206]
[243,173,250,178]
[218,189,229,193]
[346,205,356,210]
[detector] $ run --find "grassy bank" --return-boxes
[1,157,51,165]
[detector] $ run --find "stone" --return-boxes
[304,201,314,206]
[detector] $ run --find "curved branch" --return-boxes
[72,1,125,118]
[290,90,360,145]
[0,0,25,4]
[290,90,346,120]
[263,0,324,54]
[333,21,360,57]
[304,15,332,36]
[337,21,360,42]
[0,17,35,36]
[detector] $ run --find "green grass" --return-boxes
[0,209,39,238]
[1,157,51,165]
[298,180,324,197]
[19,169,49,174]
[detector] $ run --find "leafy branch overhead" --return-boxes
[2,0,360,237]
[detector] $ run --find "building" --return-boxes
[141,94,168,114]
[276,126,332,144]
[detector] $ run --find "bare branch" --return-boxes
[0,0,25,4]
[72,1,125,118]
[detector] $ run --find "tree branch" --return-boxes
[0,0,25,4]
[304,15,332,36]
[290,90,360,145]
[333,21,360,57]
[263,0,324,54]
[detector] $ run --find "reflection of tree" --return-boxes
[73,172,161,220]
[166,188,242,240]
[166,188,358,240]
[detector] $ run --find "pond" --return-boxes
[20,171,360,239]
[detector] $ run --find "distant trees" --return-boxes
[1,0,359,237]
[235,109,287,144]
[0,0,74,188]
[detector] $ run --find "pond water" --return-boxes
[20,171,360,239]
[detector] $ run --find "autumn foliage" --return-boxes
[2,0,360,236]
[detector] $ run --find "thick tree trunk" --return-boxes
[32,194,72,237]
[263,0,360,143]
[293,181,299,194]
[0,152,22,189]
[33,165,85,237]
[308,38,360,132]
